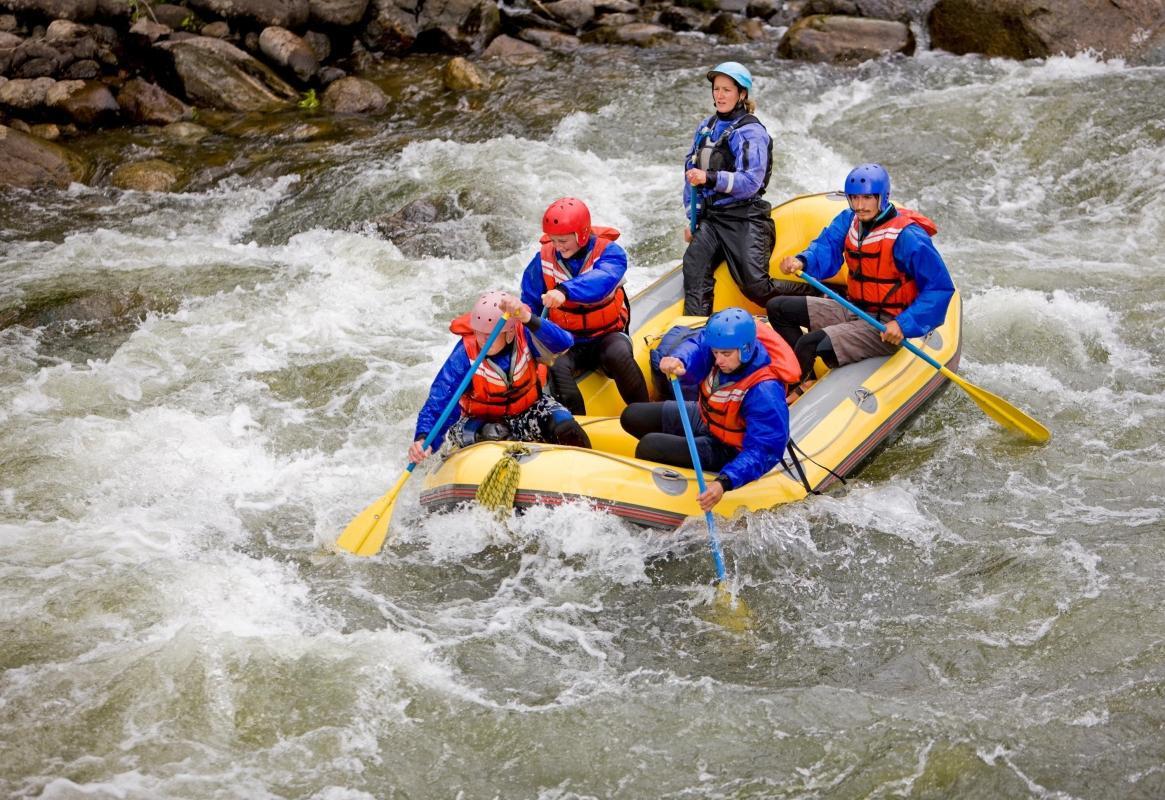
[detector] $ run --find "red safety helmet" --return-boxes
[470,290,518,335]
[541,197,592,248]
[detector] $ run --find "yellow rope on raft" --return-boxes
[475,443,532,513]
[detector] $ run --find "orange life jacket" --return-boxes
[699,320,799,448]
[844,208,938,318]
[541,226,630,339]
[449,314,545,420]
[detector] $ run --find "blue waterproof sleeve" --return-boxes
[523,315,574,356]
[797,209,852,280]
[890,226,955,338]
[521,239,628,309]
[718,381,789,489]
[413,341,470,450]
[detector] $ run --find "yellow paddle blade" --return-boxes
[706,583,753,633]
[940,365,1051,444]
[334,469,411,556]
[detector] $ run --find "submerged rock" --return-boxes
[320,75,387,113]
[110,158,184,191]
[0,122,87,188]
[778,14,914,62]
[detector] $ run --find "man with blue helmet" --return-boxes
[766,163,955,390]
[620,307,796,511]
[682,62,783,316]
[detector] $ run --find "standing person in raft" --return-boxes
[682,62,790,316]
[519,197,649,415]
[408,290,591,466]
[766,163,956,396]
[620,308,798,511]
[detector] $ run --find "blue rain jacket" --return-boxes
[671,332,790,490]
[796,206,955,338]
[520,235,629,344]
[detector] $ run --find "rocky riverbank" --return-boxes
[1,0,1162,190]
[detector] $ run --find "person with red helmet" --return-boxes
[682,62,785,315]
[408,290,591,465]
[766,163,955,393]
[518,197,649,415]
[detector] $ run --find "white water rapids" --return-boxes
[2,49,1164,798]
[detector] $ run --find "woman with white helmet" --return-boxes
[682,62,783,315]
[408,290,591,465]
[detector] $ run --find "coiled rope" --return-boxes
[475,443,532,513]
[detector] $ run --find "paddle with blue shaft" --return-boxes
[336,313,512,556]
[796,271,1051,444]
[669,376,751,630]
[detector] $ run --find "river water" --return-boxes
[2,44,1164,799]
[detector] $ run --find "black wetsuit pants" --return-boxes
[683,197,779,315]
[621,401,739,471]
[548,331,650,416]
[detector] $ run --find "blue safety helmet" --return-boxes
[844,163,891,212]
[706,62,753,93]
[704,307,757,361]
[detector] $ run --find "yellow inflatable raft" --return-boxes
[419,192,961,528]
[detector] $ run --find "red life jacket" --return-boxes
[844,207,938,318]
[449,314,545,420]
[698,320,799,448]
[541,226,630,339]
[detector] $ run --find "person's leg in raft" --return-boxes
[682,222,722,316]
[508,394,591,448]
[621,401,731,471]
[720,200,781,307]
[597,332,649,407]
[548,346,585,416]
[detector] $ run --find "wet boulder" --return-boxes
[110,158,183,191]
[157,36,299,111]
[319,75,386,113]
[0,76,55,109]
[778,14,914,62]
[441,55,486,90]
[481,33,542,62]
[117,78,191,124]
[929,0,1165,65]
[582,21,674,46]
[515,28,579,52]
[801,0,913,21]
[46,78,119,126]
[543,0,594,30]
[308,0,368,26]
[259,26,318,82]
[0,123,87,188]
[0,0,97,20]
[185,0,309,28]
[363,0,501,55]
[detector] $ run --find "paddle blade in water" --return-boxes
[946,368,1052,444]
[334,469,411,556]
[707,583,753,633]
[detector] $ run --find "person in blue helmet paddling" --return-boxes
[682,62,785,316]
[766,163,955,397]
[519,197,649,416]
[620,308,796,511]
[409,290,591,465]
